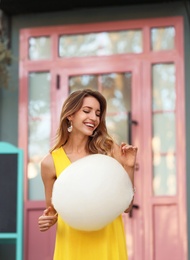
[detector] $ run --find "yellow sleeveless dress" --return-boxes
[52,147,128,260]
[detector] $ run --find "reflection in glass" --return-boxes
[152,113,176,153]
[28,72,51,200]
[59,30,142,58]
[152,63,176,196]
[69,75,98,93]
[153,154,176,196]
[29,37,51,60]
[106,114,128,144]
[152,64,176,110]
[151,27,175,51]
[101,73,131,143]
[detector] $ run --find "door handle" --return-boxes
[56,74,60,89]
[129,204,139,218]
[128,112,138,145]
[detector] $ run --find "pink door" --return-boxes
[19,16,187,260]
[56,59,143,260]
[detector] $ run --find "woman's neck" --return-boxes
[63,135,90,162]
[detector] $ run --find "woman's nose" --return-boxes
[89,112,97,120]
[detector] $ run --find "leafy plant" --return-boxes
[0,38,12,89]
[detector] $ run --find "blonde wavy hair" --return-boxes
[50,89,114,155]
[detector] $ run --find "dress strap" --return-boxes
[51,147,71,177]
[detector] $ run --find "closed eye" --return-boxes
[83,110,100,117]
[83,110,90,114]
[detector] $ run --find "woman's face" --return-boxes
[69,96,101,136]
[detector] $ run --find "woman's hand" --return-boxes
[120,143,138,169]
[120,143,138,185]
[38,206,58,232]
[111,142,138,213]
[112,142,138,185]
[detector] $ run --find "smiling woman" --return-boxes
[38,88,137,260]
[67,95,101,138]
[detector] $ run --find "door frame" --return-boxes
[19,16,187,260]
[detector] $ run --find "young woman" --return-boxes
[38,89,138,260]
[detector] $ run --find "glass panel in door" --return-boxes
[152,63,176,196]
[28,72,51,200]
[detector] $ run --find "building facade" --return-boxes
[0,1,190,259]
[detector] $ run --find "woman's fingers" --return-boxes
[42,208,49,216]
[43,206,57,216]
[39,222,51,232]
[120,143,138,168]
[38,213,58,232]
[121,144,138,155]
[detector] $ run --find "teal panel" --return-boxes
[0,142,24,260]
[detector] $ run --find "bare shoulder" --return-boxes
[41,153,54,168]
[41,153,56,180]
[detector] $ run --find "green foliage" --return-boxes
[0,38,12,89]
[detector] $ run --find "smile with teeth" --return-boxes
[85,123,95,129]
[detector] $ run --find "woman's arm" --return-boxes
[112,142,138,213]
[38,154,58,232]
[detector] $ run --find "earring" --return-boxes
[67,121,73,133]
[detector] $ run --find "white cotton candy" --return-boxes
[52,154,134,231]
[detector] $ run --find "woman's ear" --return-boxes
[67,115,73,121]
